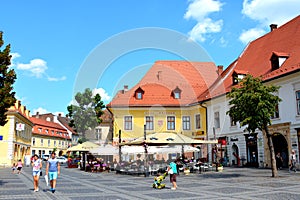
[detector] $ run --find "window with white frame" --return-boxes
[182,116,190,130]
[145,116,154,130]
[41,139,43,146]
[48,139,51,147]
[124,116,132,130]
[195,114,201,129]
[214,111,220,129]
[167,116,175,130]
[297,91,300,115]
[271,104,280,119]
[32,137,35,146]
[54,141,56,147]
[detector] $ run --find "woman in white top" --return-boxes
[32,154,42,192]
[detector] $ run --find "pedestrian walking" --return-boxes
[289,150,297,173]
[16,159,23,174]
[167,158,178,190]
[32,154,42,192]
[46,152,60,193]
[11,163,16,174]
[275,152,283,170]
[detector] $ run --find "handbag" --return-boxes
[40,170,42,176]
[168,169,173,174]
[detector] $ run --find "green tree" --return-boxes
[67,88,105,139]
[227,75,281,177]
[0,32,17,126]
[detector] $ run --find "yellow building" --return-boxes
[30,115,71,157]
[107,61,218,160]
[0,100,33,167]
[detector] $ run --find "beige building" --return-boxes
[0,100,33,167]
[30,115,71,157]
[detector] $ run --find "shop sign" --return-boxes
[16,123,25,131]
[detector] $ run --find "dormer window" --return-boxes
[232,70,247,85]
[137,92,142,99]
[172,86,181,99]
[134,87,144,100]
[270,52,289,71]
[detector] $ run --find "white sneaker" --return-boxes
[171,187,176,190]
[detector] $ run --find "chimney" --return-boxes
[58,113,61,117]
[124,85,128,92]
[217,65,223,75]
[270,24,277,32]
[36,112,39,118]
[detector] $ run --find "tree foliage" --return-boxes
[227,75,281,133]
[227,74,281,177]
[0,32,17,126]
[67,88,105,138]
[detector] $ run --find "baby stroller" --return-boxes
[152,171,168,189]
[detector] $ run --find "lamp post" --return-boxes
[118,130,122,163]
[143,124,149,177]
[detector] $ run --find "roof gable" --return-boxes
[108,61,218,107]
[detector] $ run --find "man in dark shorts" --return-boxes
[168,159,178,190]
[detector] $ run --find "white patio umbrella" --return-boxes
[89,144,119,156]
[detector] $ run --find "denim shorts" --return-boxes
[48,172,58,180]
[33,170,40,176]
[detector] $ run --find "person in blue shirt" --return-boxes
[46,152,60,193]
[167,159,178,190]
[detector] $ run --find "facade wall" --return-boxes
[206,71,300,168]
[31,134,70,157]
[111,106,206,140]
[0,109,33,167]
[110,105,207,158]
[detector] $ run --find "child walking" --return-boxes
[11,163,16,174]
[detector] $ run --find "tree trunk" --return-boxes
[265,126,278,177]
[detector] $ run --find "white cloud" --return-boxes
[239,28,266,44]
[219,36,228,47]
[188,18,223,42]
[11,53,66,81]
[17,58,48,78]
[47,76,67,82]
[92,88,111,102]
[184,0,224,42]
[184,0,223,21]
[32,107,49,115]
[10,53,21,67]
[242,0,300,26]
[240,0,300,43]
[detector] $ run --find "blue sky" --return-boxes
[1,0,299,115]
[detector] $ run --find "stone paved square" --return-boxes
[1,166,300,200]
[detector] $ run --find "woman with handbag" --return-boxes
[167,159,178,190]
[32,154,42,192]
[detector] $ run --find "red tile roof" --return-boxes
[30,117,70,139]
[198,15,300,101]
[108,61,218,107]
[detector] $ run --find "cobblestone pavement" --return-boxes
[1,164,300,200]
